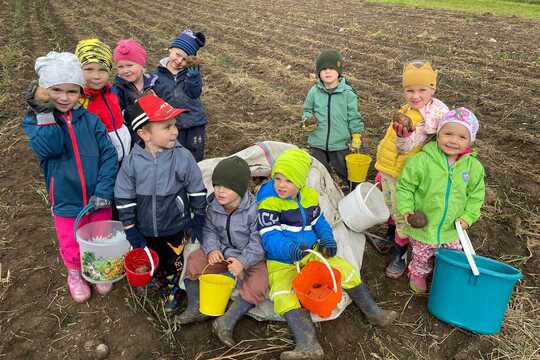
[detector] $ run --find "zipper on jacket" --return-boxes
[325,93,333,152]
[226,212,233,247]
[64,112,88,205]
[102,93,125,161]
[152,156,158,237]
[436,162,453,245]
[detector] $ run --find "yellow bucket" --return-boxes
[345,153,372,183]
[199,273,236,316]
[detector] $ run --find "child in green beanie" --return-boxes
[256,149,396,360]
[302,49,364,181]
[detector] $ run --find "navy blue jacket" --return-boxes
[22,107,118,217]
[153,57,208,129]
[112,73,159,113]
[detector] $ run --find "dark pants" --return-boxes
[177,125,206,162]
[145,232,186,276]
[310,147,348,180]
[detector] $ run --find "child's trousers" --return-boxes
[177,125,205,162]
[54,208,112,270]
[379,172,409,246]
[267,253,361,316]
[185,249,268,305]
[408,238,462,278]
[309,147,348,181]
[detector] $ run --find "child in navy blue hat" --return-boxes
[153,29,208,162]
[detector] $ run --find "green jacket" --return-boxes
[396,141,485,245]
[303,78,364,151]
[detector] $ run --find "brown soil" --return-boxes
[1,0,539,359]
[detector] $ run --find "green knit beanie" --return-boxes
[272,149,312,190]
[316,49,343,77]
[212,156,251,197]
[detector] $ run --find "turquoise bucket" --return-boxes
[428,248,522,335]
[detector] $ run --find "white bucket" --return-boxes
[338,182,390,233]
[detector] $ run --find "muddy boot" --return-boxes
[385,244,408,279]
[345,284,397,327]
[212,298,254,347]
[174,279,209,325]
[281,309,324,360]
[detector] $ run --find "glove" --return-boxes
[290,244,308,262]
[351,133,362,151]
[88,195,112,213]
[25,80,55,114]
[188,213,205,243]
[186,66,200,78]
[125,227,146,248]
[319,239,337,258]
[185,56,203,77]
[392,121,414,138]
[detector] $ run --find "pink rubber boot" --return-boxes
[67,269,91,303]
[95,282,113,296]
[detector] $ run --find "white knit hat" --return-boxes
[35,52,84,88]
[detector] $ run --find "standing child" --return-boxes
[257,149,396,360]
[75,39,131,162]
[396,108,485,293]
[374,60,449,279]
[302,49,364,181]
[154,29,207,161]
[22,52,118,302]
[114,94,207,311]
[175,156,268,347]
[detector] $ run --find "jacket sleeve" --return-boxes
[181,154,207,216]
[312,211,336,248]
[183,71,203,99]
[347,91,364,134]
[257,201,298,263]
[114,156,137,228]
[302,87,315,120]
[396,156,423,215]
[93,118,118,200]
[201,209,222,255]
[460,160,486,226]
[237,209,266,268]
[22,112,66,160]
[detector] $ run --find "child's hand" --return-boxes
[403,212,414,225]
[457,218,469,230]
[208,250,224,265]
[226,257,244,277]
[392,121,414,138]
[302,116,317,131]
[350,133,362,151]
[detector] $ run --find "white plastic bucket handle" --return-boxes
[143,246,156,276]
[295,249,338,293]
[455,221,480,276]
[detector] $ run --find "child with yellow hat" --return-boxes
[374,60,449,280]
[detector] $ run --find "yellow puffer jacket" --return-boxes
[375,106,423,178]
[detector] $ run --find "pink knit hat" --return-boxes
[113,39,146,67]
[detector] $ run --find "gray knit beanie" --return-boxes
[212,156,251,197]
[35,52,85,89]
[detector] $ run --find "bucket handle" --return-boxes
[455,220,480,276]
[143,246,156,277]
[73,203,95,244]
[295,249,338,293]
[362,183,378,205]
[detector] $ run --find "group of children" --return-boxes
[22,29,485,360]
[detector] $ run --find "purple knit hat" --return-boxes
[113,39,146,67]
[437,107,480,142]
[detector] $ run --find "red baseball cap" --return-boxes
[126,94,189,131]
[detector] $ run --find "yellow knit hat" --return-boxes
[75,38,113,71]
[402,61,437,89]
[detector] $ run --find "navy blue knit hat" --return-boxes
[170,30,206,56]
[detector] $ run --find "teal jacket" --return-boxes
[303,78,364,151]
[396,141,485,245]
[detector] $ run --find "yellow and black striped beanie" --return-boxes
[75,38,113,71]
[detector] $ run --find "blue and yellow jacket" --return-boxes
[256,179,335,264]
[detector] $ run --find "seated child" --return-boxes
[257,149,397,360]
[75,38,131,162]
[396,108,485,293]
[114,94,207,310]
[374,60,449,279]
[22,52,118,302]
[175,156,268,347]
[302,49,364,181]
[154,29,208,161]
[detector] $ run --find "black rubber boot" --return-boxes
[281,309,324,360]
[212,298,254,347]
[386,223,396,243]
[385,243,408,279]
[345,283,398,327]
[174,279,209,325]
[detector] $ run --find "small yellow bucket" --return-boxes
[345,153,372,183]
[199,268,236,316]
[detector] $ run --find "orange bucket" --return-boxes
[293,250,342,318]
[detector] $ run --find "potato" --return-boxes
[134,265,149,273]
[35,86,49,102]
[393,112,413,131]
[185,56,204,67]
[408,211,427,228]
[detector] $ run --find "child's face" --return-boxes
[82,63,110,90]
[273,173,299,199]
[437,123,470,158]
[116,60,144,83]
[47,84,81,113]
[404,85,435,110]
[319,68,339,88]
[168,48,188,72]
[214,186,241,208]
[138,119,178,153]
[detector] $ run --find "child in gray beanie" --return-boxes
[22,51,118,303]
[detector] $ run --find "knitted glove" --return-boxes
[188,213,205,243]
[25,80,55,114]
[351,133,362,151]
[125,227,146,249]
[88,195,112,213]
[185,56,203,77]
[319,239,337,258]
[392,122,414,138]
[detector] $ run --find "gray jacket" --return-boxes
[115,142,207,237]
[202,192,265,268]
